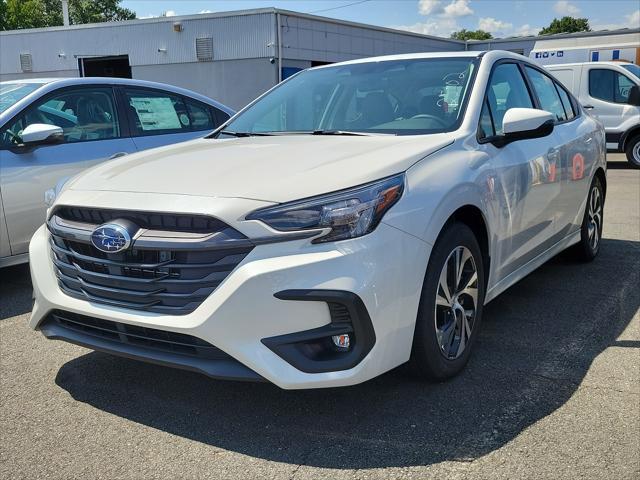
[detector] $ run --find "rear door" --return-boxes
[0,85,137,255]
[523,65,597,239]
[120,87,227,151]
[0,188,10,259]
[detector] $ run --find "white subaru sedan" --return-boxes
[29,51,606,389]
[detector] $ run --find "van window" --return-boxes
[589,69,635,104]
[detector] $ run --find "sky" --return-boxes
[121,0,640,39]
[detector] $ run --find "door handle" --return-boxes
[583,105,595,109]
[108,152,128,160]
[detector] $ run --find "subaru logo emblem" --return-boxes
[90,223,132,253]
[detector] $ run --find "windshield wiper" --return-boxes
[217,130,274,137]
[312,130,395,136]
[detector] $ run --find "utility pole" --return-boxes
[62,0,70,27]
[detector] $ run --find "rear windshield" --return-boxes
[0,83,42,113]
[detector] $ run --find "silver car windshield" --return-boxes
[0,83,42,113]
[223,58,478,136]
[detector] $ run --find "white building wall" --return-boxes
[132,58,276,111]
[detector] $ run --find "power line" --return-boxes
[309,0,373,15]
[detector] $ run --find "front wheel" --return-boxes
[625,135,640,168]
[409,223,485,381]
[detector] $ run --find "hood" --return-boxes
[68,134,454,203]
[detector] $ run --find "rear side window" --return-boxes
[213,107,230,125]
[525,66,567,122]
[555,84,575,120]
[589,69,635,103]
[479,63,533,139]
[184,98,215,131]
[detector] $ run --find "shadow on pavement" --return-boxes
[55,238,639,469]
[0,264,33,319]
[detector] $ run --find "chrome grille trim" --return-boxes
[48,209,254,315]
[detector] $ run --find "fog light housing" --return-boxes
[332,334,350,350]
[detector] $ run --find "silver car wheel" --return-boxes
[633,142,640,165]
[434,246,478,360]
[587,185,602,251]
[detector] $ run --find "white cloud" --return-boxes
[591,9,640,31]
[513,24,540,36]
[553,1,580,16]
[163,10,176,17]
[199,10,213,14]
[394,17,459,37]
[443,0,473,18]
[419,0,442,15]
[478,17,513,34]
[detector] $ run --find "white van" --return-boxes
[546,62,640,167]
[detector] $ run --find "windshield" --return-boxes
[222,57,477,136]
[621,64,640,81]
[0,83,42,113]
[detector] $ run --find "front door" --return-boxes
[0,85,137,255]
[477,62,562,281]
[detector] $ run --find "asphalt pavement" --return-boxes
[1,154,638,479]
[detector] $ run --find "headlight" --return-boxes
[246,174,405,243]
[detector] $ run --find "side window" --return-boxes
[589,69,634,104]
[615,73,634,103]
[212,107,230,126]
[2,87,119,147]
[555,83,576,120]
[525,66,567,122]
[184,98,215,131]
[124,88,190,136]
[478,99,495,139]
[482,63,533,136]
[589,69,614,102]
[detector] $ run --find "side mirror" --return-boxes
[20,124,64,147]
[627,85,640,106]
[494,108,555,147]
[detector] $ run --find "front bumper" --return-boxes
[30,213,430,389]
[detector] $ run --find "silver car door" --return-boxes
[0,186,10,259]
[524,66,602,238]
[0,85,137,255]
[122,88,218,151]
[478,62,563,282]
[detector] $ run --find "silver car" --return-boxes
[0,77,234,268]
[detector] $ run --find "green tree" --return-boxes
[1,0,135,31]
[539,16,591,35]
[450,29,493,41]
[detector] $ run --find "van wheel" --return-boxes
[625,135,640,168]
[409,223,485,381]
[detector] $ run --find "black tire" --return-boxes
[409,222,485,381]
[572,176,604,262]
[625,135,640,168]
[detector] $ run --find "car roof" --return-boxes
[545,61,634,68]
[0,77,234,118]
[311,50,484,69]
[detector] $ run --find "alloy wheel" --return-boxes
[434,246,479,360]
[587,186,602,251]
[633,142,640,166]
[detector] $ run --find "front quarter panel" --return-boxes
[383,140,495,267]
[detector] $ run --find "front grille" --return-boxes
[46,310,231,360]
[48,208,253,315]
[55,206,226,234]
